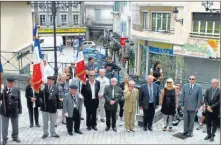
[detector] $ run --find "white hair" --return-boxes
[164,78,175,88]
[211,78,219,84]
[129,80,135,85]
[99,69,106,73]
[111,78,118,82]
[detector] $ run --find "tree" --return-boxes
[151,55,188,84]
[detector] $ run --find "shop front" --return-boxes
[38,27,86,46]
[173,39,220,85]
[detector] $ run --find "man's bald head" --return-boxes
[99,69,106,77]
[147,75,154,84]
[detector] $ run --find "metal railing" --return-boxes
[133,24,175,34]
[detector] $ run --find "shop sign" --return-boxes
[38,28,86,33]
[120,38,128,46]
[173,39,220,59]
[148,42,173,55]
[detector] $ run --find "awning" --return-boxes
[39,33,85,37]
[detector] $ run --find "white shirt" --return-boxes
[96,76,109,95]
[43,65,53,83]
[112,87,115,98]
[89,81,96,99]
[190,84,195,89]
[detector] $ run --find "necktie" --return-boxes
[149,85,153,102]
[112,87,115,98]
[211,89,216,100]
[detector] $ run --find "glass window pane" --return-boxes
[157,14,161,30]
[200,21,206,33]
[207,21,213,34]
[214,21,220,34]
[152,13,156,31]
[167,14,171,30]
[162,13,167,30]
[192,21,199,32]
[143,12,147,29]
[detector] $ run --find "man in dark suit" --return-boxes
[68,61,76,79]
[103,78,122,132]
[40,76,60,139]
[81,71,100,131]
[204,78,220,142]
[0,78,22,145]
[139,75,160,131]
[181,75,202,137]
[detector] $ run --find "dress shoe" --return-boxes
[13,138,21,143]
[100,119,105,122]
[68,132,73,136]
[42,134,48,139]
[81,117,84,120]
[62,121,66,125]
[105,127,110,131]
[75,130,83,134]
[182,132,188,136]
[2,140,7,145]
[188,133,193,137]
[210,136,214,142]
[130,129,135,132]
[30,124,33,128]
[148,126,153,131]
[126,129,130,132]
[143,128,147,131]
[92,126,98,131]
[87,127,91,131]
[113,127,117,132]
[52,134,60,138]
[204,135,211,140]
[36,124,40,127]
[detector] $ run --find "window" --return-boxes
[142,12,148,30]
[192,20,220,36]
[94,9,101,21]
[72,2,80,11]
[49,14,57,26]
[39,14,46,26]
[113,2,120,12]
[60,14,68,26]
[151,12,171,32]
[73,14,79,25]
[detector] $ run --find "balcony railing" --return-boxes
[86,18,113,26]
[189,32,220,39]
[133,24,174,34]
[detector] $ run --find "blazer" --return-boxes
[123,88,139,113]
[68,66,75,79]
[181,83,203,111]
[0,87,22,117]
[81,80,100,108]
[103,85,122,111]
[204,87,220,115]
[25,84,41,108]
[39,84,59,113]
[139,83,160,110]
[63,91,83,118]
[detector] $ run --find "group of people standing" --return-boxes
[0,58,220,145]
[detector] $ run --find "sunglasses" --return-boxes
[167,82,172,83]
[189,78,195,80]
[89,75,95,77]
[71,64,75,65]
[67,75,70,77]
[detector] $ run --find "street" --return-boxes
[3,46,220,144]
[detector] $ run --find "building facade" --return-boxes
[132,2,220,86]
[33,1,86,45]
[1,2,33,74]
[85,2,113,40]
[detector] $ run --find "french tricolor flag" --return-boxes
[32,25,44,93]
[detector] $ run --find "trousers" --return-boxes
[2,115,19,141]
[66,108,81,132]
[97,97,105,119]
[163,115,173,128]
[183,110,196,134]
[42,111,56,136]
[124,111,136,129]
[105,109,117,128]
[28,106,39,125]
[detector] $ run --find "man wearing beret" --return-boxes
[39,76,60,139]
[0,78,22,145]
[63,84,83,135]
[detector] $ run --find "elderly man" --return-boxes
[204,78,220,142]
[124,80,139,132]
[103,78,122,132]
[68,62,76,79]
[0,78,22,145]
[63,85,83,135]
[181,75,203,137]
[81,71,100,131]
[96,69,110,122]
[139,75,160,131]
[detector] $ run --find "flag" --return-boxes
[75,51,86,84]
[32,25,44,93]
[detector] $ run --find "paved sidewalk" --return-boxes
[3,90,220,144]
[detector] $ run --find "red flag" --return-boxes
[32,63,43,93]
[75,51,86,84]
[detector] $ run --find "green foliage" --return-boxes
[151,55,188,80]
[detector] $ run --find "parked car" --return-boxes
[82,41,96,48]
[84,53,106,61]
[83,47,100,54]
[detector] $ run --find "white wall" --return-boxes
[1,2,33,52]
[85,4,113,20]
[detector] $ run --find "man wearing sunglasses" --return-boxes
[68,62,76,79]
[81,71,100,131]
[181,75,203,137]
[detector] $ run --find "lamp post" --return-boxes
[125,39,134,74]
[28,1,79,78]
[173,7,183,25]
